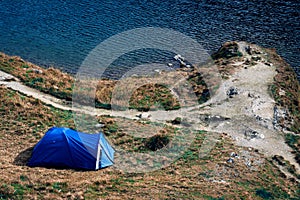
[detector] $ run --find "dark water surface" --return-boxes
[0,0,299,79]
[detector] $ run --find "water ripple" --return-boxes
[0,0,299,79]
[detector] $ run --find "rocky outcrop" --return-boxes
[211,41,242,60]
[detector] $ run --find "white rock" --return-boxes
[259,133,265,139]
[136,113,151,119]
[174,54,185,61]
[95,123,105,128]
[32,68,43,74]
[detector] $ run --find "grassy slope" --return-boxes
[0,53,209,111]
[0,86,299,199]
[1,43,300,199]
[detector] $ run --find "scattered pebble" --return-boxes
[226,158,234,164]
[32,68,43,74]
[95,123,105,128]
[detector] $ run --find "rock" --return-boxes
[95,123,105,128]
[174,54,185,62]
[32,68,43,74]
[245,161,252,167]
[179,60,187,68]
[226,158,234,164]
[248,92,255,98]
[226,86,239,98]
[245,45,252,55]
[136,113,151,119]
[174,54,189,68]
[230,152,239,158]
[170,117,182,125]
[244,128,264,140]
[244,59,251,65]
[204,115,230,123]
[0,75,18,82]
[278,89,286,96]
[154,69,161,74]
[265,62,272,66]
[259,133,265,139]
[251,56,261,61]
[272,155,285,166]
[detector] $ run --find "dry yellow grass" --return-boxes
[0,85,299,199]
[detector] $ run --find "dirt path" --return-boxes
[1,42,299,177]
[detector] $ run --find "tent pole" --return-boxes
[96,140,101,170]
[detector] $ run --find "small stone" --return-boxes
[245,161,252,167]
[278,89,286,96]
[244,59,251,65]
[136,113,151,119]
[251,56,261,61]
[174,54,185,61]
[230,152,238,158]
[244,128,260,140]
[95,123,105,128]
[226,158,234,164]
[258,133,265,139]
[245,45,252,55]
[32,68,43,74]
[265,62,271,66]
[226,86,239,98]
[248,93,255,98]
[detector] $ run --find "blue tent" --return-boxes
[28,127,114,170]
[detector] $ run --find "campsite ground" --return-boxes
[0,42,299,199]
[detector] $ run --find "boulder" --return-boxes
[226,86,239,98]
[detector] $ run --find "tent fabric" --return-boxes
[28,127,114,170]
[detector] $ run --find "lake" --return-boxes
[0,0,299,79]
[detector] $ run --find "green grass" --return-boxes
[52,182,68,193]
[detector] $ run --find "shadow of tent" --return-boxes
[13,146,34,166]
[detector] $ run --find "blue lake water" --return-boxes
[0,0,299,79]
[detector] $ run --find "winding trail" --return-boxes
[1,42,299,178]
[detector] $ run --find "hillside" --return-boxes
[0,41,299,199]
